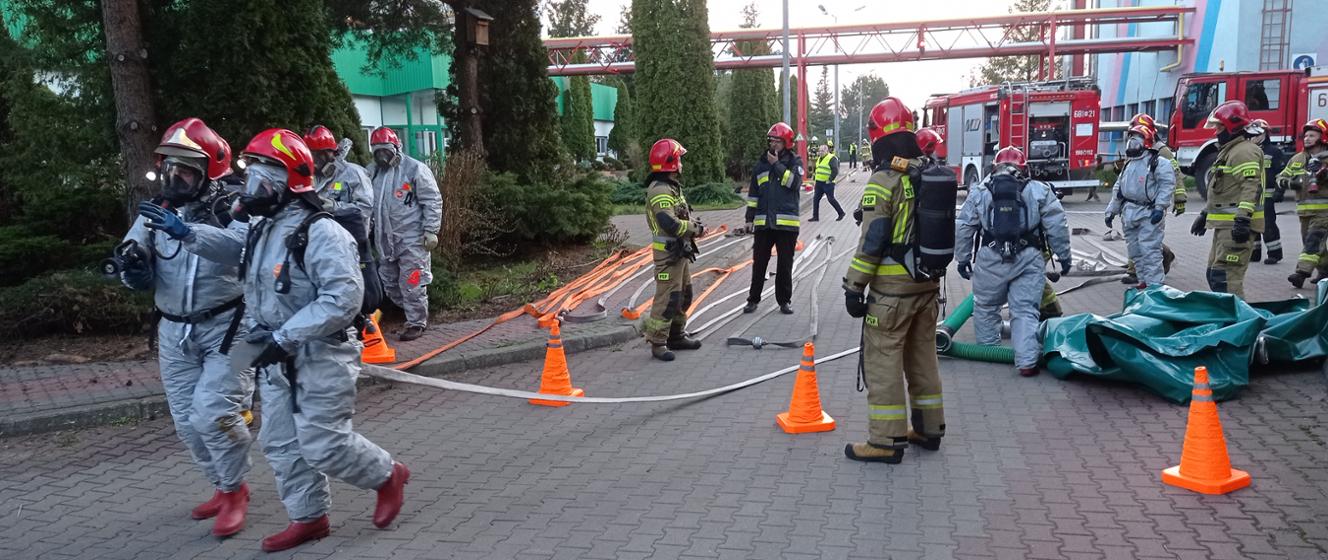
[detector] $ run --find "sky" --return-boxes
[577,0,1023,112]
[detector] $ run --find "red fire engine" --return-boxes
[1168,67,1328,198]
[923,79,1102,195]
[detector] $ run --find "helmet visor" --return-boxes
[160,156,207,204]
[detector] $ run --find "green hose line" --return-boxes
[942,293,975,332]
[934,293,976,353]
[942,341,1016,364]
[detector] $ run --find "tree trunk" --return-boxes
[454,7,485,154]
[100,0,158,219]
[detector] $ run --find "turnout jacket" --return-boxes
[745,150,804,232]
[843,161,936,297]
[1205,137,1266,232]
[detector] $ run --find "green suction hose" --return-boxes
[934,293,1016,364]
[944,341,1016,364]
[935,293,975,352]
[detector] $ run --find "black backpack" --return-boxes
[986,173,1029,246]
[901,162,958,280]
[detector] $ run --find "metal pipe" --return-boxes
[782,0,791,123]
[1158,12,1184,73]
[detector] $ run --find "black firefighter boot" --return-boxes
[666,323,702,352]
[1289,271,1311,289]
[651,343,675,362]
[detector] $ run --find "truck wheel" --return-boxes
[963,166,979,190]
[1192,151,1216,201]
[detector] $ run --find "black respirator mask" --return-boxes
[373,146,399,167]
[1124,135,1146,158]
[234,163,290,219]
[159,157,208,205]
[314,151,337,178]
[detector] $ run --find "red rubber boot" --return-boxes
[211,483,249,538]
[191,490,224,520]
[261,516,330,552]
[373,462,411,528]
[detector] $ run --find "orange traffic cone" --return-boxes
[529,322,585,407]
[776,342,836,433]
[360,312,397,364]
[1161,366,1251,495]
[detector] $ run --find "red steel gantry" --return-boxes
[544,5,1193,177]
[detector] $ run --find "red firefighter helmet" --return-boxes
[993,146,1027,170]
[867,97,916,143]
[240,129,316,193]
[1129,113,1157,134]
[766,122,795,145]
[1127,124,1156,147]
[915,127,943,155]
[156,118,232,180]
[649,138,687,173]
[1204,100,1252,133]
[303,125,338,152]
[370,126,402,148]
[1303,118,1328,138]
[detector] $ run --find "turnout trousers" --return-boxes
[1295,215,1328,276]
[645,259,692,344]
[748,228,798,306]
[861,289,945,448]
[1207,229,1254,299]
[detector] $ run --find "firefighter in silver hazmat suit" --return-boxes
[367,126,442,341]
[1105,124,1174,288]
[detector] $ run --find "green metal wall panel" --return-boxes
[331,37,450,97]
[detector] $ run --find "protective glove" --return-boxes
[1231,216,1252,244]
[1190,211,1207,237]
[423,232,439,251]
[743,221,755,234]
[852,208,863,225]
[1173,200,1186,216]
[1059,259,1072,277]
[692,220,706,239]
[1273,187,1287,203]
[121,265,153,291]
[1103,214,1114,229]
[245,331,292,369]
[957,261,972,280]
[1277,176,1291,193]
[1149,208,1165,225]
[138,202,192,240]
[844,290,868,318]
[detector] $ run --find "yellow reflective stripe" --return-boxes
[651,242,667,250]
[864,183,891,199]
[746,199,759,207]
[1238,201,1256,211]
[649,194,676,206]
[776,219,800,226]
[677,221,688,235]
[849,257,876,274]
[782,170,793,186]
[869,404,907,420]
[1222,162,1260,173]
[913,394,943,409]
[1299,254,1321,264]
[754,217,767,225]
[1298,203,1328,211]
[875,263,908,276]
[757,172,771,185]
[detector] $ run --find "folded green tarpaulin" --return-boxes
[1040,286,1325,404]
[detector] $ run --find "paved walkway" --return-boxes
[2,168,1327,559]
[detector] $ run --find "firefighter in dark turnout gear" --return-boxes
[1248,119,1284,265]
[842,98,945,464]
[643,139,703,361]
[744,122,804,315]
[1191,100,1265,298]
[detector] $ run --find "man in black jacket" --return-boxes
[744,122,804,315]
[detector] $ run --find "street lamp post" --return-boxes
[820,4,864,158]
[782,0,790,124]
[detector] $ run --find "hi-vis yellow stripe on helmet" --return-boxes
[271,132,295,159]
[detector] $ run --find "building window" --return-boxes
[596,136,608,156]
[1142,100,1156,119]
[1111,106,1126,141]
[1126,103,1138,121]
[1156,98,1173,122]
[415,130,437,158]
[1245,79,1281,111]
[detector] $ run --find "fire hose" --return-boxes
[725,236,837,349]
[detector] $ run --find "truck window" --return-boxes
[1245,79,1280,111]
[1182,81,1226,129]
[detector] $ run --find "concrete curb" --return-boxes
[0,322,643,439]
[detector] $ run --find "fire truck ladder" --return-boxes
[1006,82,1031,153]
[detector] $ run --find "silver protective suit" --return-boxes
[1105,152,1175,287]
[186,203,393,521]
[121,205,252,492]
[368,146,442,329]
[955,177,1071,369]
[316,139,374,227]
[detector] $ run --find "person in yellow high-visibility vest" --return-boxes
[811,144,846,222]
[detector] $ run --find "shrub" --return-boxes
[485,171,614,243]
[683,182,742,206]
[0,269,152,338]
[0,226,119,287]
[431,149,512,264]
[610,178,646,206]
[602,155,627,171]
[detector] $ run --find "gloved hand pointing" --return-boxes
[1149,208,1165,225]
[138,202,193,240]
[957,261,972,280]
[844,290,867,318]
